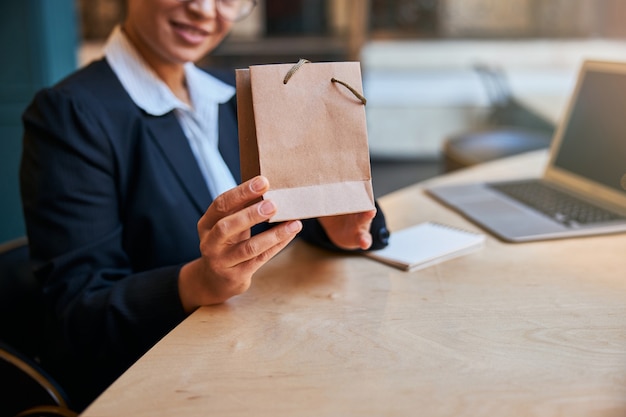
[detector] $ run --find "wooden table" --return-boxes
[81,151,626,417]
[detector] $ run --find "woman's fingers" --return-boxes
[181,219,302,309]
[318,209,377,250]
[206,199,277,246]
[200,176,270,229]
[209,217,302,270]
[236,221,302,273]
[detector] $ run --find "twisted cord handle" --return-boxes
[283,59,367,105]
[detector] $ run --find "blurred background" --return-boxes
[3,0,626,242]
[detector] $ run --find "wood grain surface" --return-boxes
[82,151,626,417]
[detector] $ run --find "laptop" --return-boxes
[426,60,626,242]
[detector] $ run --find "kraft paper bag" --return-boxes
[236,60,375,222]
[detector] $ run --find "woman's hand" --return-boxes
[178,176,302,312]
[318,209,377,251]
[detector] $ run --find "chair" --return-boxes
[0,237,43,358]
[443,127,552,172]
[0,341,77,417]
[443,64,555,172]
[0,238,78,417]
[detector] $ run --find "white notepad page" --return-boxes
[365,222,485,271]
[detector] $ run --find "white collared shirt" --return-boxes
[103,26,237,199]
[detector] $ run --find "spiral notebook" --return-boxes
[365,222,485,271]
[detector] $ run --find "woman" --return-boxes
[20,0,388,410]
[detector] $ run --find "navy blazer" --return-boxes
[20,58,388,409]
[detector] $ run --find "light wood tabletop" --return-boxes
[81,151,626,417]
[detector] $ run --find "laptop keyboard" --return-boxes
[489,180,626,226]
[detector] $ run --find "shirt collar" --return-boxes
[103,25,235,116]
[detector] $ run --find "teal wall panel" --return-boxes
[0,0,78,242]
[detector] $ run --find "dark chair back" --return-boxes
[0,238,77,416]
[0,237,44,358]
[0,341,77,417]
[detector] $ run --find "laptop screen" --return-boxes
[553,69,626,194]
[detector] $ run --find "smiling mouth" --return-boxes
[171,21,210,37]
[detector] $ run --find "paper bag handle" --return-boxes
[283,59,311,84]
[330,78,367,105]
[283,59,367,105]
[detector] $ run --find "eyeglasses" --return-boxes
[176,0,257,22]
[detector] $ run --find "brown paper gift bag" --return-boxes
[236,59,375,222]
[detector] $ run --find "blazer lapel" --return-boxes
[145,112,212,213]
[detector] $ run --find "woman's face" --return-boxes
[124,0,234,68]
